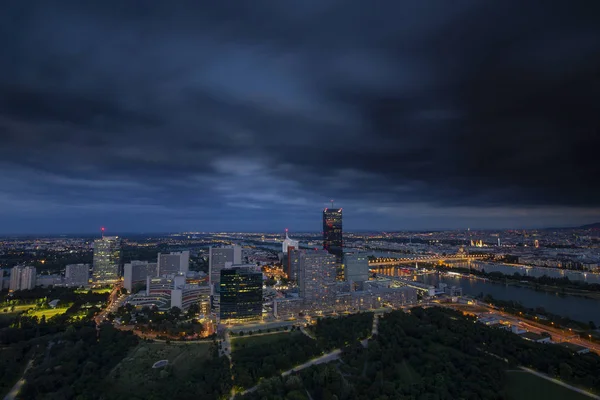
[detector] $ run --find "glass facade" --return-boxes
[323,208,343,259]
[92,236,121,283]
[219,267,262,323]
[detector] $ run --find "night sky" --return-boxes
[1,1,600,234]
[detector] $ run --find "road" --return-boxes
[236,348,342,398]
[94,284,125,326]
[361,313,380,348]
[3,359,33,400]
[442,302,600,355]
[519,367,600,399]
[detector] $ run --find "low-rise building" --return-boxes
[559,342,590,355]
[126,274,209,312]
[519,331,552,343]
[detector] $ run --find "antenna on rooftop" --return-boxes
[101,227,105,238]
[330,199,334,208]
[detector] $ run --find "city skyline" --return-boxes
[2,2,600,233]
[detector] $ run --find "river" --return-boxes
[470,261,600,284]
[420,273,600,325]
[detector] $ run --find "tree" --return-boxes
[559,363,572,380]
[169,307,182,320]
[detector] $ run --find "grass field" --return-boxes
[75,287,112,294]
[1,304,35,313]
[29,307,69,319]
[505,370,592,400]
[110,342,211,388]
[232,331,292,350]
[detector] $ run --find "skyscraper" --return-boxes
[65,264,90,287]
[124,260,158,292]
[209,246,242,289]
[92,236,121,283]
[282,229,300,279]
[344,253,370,289]
[158,251,190,276]
[323,207,343,259]
[219,266,263,323]
[9,266,36,291]
[297,250,337,307]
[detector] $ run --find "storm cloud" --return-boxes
[1,0,599,233]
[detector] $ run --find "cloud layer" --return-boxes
[1,1,600,233]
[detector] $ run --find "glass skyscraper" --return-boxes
[219,267,262,323]
[323,208,343,259]
[92,236,122,283]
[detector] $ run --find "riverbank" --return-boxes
[422,273,600,325]
[433,264,600,300]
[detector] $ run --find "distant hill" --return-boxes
[580,222,600,229]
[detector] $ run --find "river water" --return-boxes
[470,261,600,284]
[421,273,600,325]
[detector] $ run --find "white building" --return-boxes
[282,230,299,254]
[209,246,242,289]
[124,260,158,292]
[158,251,190,276]
[126,274,209,311]
[10,266,36,291]
[65,264,90,287]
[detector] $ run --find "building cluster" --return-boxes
[271,207,417,322]
[127,274,210,314]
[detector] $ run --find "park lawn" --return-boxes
[505,370,592,400]
[75,287,112,294]
[0,305,35,322]
[30,307,69,319]
[109,342,211,389]
[1,304,35,314]
[232,331,292,350]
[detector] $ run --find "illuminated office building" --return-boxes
[323,208,343,260]
[297,250,337,307]
[92,236,121,283]
[219,266,262,323]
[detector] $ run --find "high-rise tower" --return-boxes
[323,206,343,259]
[92,236,121,283]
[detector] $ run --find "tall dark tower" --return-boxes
[323,206,343,260]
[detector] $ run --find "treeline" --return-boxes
[19,323,139,399]
[241,308,600,399]
[312,312,373,350]
[232,332,322,389]
[232,314,374,390]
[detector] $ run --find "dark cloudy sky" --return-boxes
[1,1,600,234]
